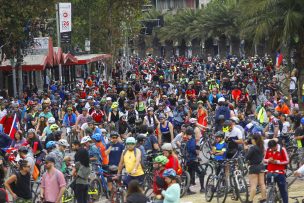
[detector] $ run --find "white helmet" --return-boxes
[218,97,225,102]
[126,137,136,144]
[161,143,173,151]
[81,136,92,144]
[58,139,70,147]
[48,117,56,124]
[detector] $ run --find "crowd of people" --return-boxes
[0,54,303,203]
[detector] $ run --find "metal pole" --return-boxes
[56,3,63,83]
[10,58,17,97]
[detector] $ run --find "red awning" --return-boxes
[63,53,78,64]
[70,54,111,65]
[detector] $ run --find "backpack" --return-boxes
[32,165,39,181]
[123,148,145,170]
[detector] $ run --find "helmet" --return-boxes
[50,124,59,131]
[163,168,177,178]
[218,97,225,103]
[81,136,92,144]
[215,131,225,138]
[158,113,165,119]
[189,118,197,124]
[110,131,119,138]
[58,139,70,147]
[230,117,239,124]
[46,141,57,149]
[18,146,29,153]
[111,102,118,109]
[92,133,102,142]
[126,137,136,144]
[28,128,36,134]
[301,117,304,125]
[197,100,204,104]
[185,126,194,135]
[136,134,146,142]
[154,155,169,165]
[48,117,56,124]
[161,143,173,151]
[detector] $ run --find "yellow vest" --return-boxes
[123,149,144,176]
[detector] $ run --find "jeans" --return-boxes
[188,160,205,189]
[75,184,88,203]
[266,173,288,203]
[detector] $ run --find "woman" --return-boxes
[244,133,266,203]
[143,107,159,129]
[126,180,149,203]
[157,114,174,145]
[108,102,120,124]
[197,100,208,129]
[135,96,146,120]
[117,114,132,140]
[10,130,26,149]
[27,129,45,169]
[36,115,47,136]
[72,147,90,203]
[5,160,32,202]
[161,169,180,203]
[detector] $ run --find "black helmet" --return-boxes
[185,127,194,135]
[136,134,146,142]
[110,131,119,138]
[215,131,225,138]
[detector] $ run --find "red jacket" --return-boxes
[264,145,289,174]
[153,169,166,195]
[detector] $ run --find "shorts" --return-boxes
[123,175,144,187]
[249,164,265,174]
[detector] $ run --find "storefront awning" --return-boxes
[71,54,111,65]
[22,55,48,71]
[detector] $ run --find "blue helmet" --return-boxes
[46,141,56,149]
[301,117,304,125]
[163,168,177,178]
[92,133,102,142]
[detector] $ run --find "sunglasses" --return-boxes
[111,137,118,139]
[126,143,135,146]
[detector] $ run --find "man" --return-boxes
[264,109,280,138]
[40,156,66,203]
[294,117,304,166]
[264,140,289,203]
[62,107,77,127]
[81,136,102,167]
[48,139,70,173]
[275,99,290,115]
[75,107,89,132]
[246,79,257,103]
[39,106,53,120]
[117,137,144,185]
[105,132,124,191]
[18,146,35,174]
[223,120,243,159]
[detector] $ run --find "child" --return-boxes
[211,131,227,174]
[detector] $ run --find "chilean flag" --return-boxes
[276,52,283,68]
[8,114,18,139]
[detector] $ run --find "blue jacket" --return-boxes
[208,94,221,105]
[186,138,197,162]
[62,113,77,127]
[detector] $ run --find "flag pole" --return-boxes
[8,113,16,137]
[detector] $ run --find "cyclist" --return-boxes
[48,139,70,173]
[160,169,180,203]
[117,137,144,186]
[264,140,289,203]
[223,120,243,159]
[153,155,169,198]
[75,107,89,133]
[41,117,56,140]
[294,117,304,165]
[91,133,109,168]
[157,114,174,145]
[161,143,182,176]
[81,136,102,169]
[18,146,35,174]
[62,107,77,127]
[143,126,160,153]
[211,131,227,163]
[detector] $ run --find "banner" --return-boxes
[59,3,72,33]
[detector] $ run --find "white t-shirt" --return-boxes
[282,121,290,134]
[225,127,243,140]
[290,76,297,90]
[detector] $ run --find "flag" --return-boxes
[8,114,18,139]
[276,52,283,68]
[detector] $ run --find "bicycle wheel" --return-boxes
[88,178,102,201]
[180,171,191,197]
[199,163,214,176]
[266,186,275,203]
[205,174,216,202]
[289,153,300,172]
[215,177,228,203]
[286,146,297,156]
[235,175,248,203]
[62,186,75,203]
[201,141,212,159]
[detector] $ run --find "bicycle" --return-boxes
[199,128,215,159]
[205,160,228,203]
[111,176,127,203]
[290,196,304,203]
[266,170,284,203]
[66,126,75,153]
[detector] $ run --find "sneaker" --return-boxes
[187,190,196,195]
[200,188,205,193]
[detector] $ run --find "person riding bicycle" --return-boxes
[144,126,160,153]
[211,131,227,164]
[18,146,35,174]
[41,117,56,140]
[117,137,144,186]
[62,107,77,127]
[263,140,289,203]
[223,120,243,159]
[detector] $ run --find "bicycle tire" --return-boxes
[201,141,212,159]
[88,178,102,201]
[286,146,297,156]
[100,175,110,199]
[266,186,275,203]
[235,175,248,203]
[289,153,300,172]
[199,162,214,176]
[205,174,216,202]
[61,186,75,203]
[180,171,191,198]
[215,177,228,203]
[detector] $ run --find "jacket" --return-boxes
[264,145,289,174]
[62,113,77,127]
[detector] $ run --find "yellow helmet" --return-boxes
[111,102,118,109]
